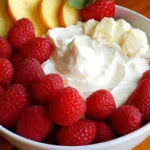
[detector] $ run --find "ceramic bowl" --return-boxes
[0,5,150,150]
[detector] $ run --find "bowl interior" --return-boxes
[0,5,150,150]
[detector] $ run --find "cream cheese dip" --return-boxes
[42,17,150,107]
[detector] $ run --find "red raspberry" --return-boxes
[86,89,116,120]
[7,18,35,49]
[127,79,150,121]
[95,121,114,143]
[0,37,12,59]
[20,37,53,64]
[57,120,96,146]
[31,74,64,105]
[0,86,5,98]
[0,84,30,128]
[49,86,86,126]
[0,58,14,87]
[140,70,150,82]
[10,52,24,85]
[10,52,23,71]
[111,105,142,135]
[15,57,45,87]
[80,0,115,21]
[17,106,53,142]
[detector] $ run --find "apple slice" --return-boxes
[57,0,82,27]
[38,0,62,30]
[7,0,45,36]
[0,0,13,38]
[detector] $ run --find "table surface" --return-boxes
[0,0,150,150]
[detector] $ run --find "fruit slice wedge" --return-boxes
[7,0,45,36]
[57,0,82,27]
[0,0,13,38]
[38,0,62,30]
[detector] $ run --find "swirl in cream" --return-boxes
[42,18,150,107]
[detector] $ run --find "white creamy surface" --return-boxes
[43,18,150,107]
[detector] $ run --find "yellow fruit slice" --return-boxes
[57,0,82,27]
[7,0,45,36]
[38,0,62,30]
[0,0,13,38]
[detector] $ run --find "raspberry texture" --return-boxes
[31,74,64,105]
[10,52,23,71]
[0,37,12,59]
[80,0,115,21]
[0,58,14,87]
[111,105,142,135]
[15,57,45,87]
[7,18,35,49]
[127,79,150,121]
[17,105,53,142]
[86,89,116,120]
[49,86,86,126]
[20,37,53,64]
[57,120,96,146]
[0,84,30,128]
[0,86,5,98]
[95,121,114,143]
[140,70,150,82]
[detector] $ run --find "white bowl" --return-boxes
[0,5,150,150]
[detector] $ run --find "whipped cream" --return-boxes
[43,18,150,107]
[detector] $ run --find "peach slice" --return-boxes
[0,0,13,38]
[38,0,62,30]
[7,0,45,36]
[57,0,82,27]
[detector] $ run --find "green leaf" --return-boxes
[85,0,96,7]
[68,0,87,10]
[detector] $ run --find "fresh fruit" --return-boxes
[86,89,116,120]
[7,0,45,36]
[15,57,45,87]
[31,74,64,105]
[49,86,86,126]
[17,106,53,142]
[127,79,150,121]
[0,84,30,128]
[7,18,35,49]
[140,70,150,82]
[0,37,12,59]
[10,52,24,85]
[20,37,53,64]
[0,58,14,87]
[95,121,114,143]
[0,86,5,98]
[10,52,23,71]
[57,0,82,27]
[80,0,115,21]
[111,105,142,135]
[38,0,62,30]
[0,0,13,38]
[57,120,96,146]
[44,124,60,145]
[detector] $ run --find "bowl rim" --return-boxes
[1,122,150,149]
[115,4,150,22]
[1,5,150,150]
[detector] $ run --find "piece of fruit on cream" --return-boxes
[42,18,150,107]
[83,17,149,57]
